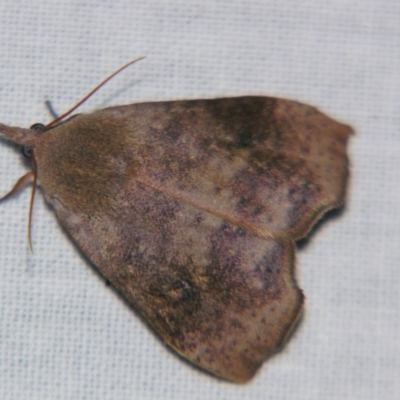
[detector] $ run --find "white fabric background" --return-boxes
[0,1,398,399]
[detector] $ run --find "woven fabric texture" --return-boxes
[0,1,399,399]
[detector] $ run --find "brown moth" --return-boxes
[0,61,351,382]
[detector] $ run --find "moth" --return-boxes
[0,59,351,382]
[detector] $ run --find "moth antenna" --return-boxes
[28,157,38,253]
[45,56,146,130]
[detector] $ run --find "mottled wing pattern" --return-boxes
[33,97,351,381]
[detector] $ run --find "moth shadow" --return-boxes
[296,205,346,250]
[95,79,143,110]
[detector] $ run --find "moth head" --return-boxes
[0,121,45,251]
[20,123,46,158]
[0,57,146,250]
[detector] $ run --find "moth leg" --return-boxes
[45,100,58,119]
[0,171,34,202]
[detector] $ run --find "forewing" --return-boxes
[111,97,351,238]
[33,96,350,381]
[52,180,303,382]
